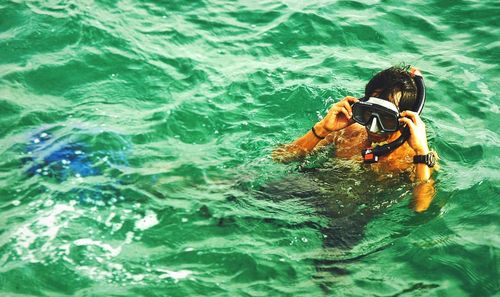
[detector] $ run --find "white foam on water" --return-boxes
[9,202,83,263]
[59,243,70,256]
[104,212,116,227]
[134,210,159,231]
[15,226,37,251]
[108,262,124,271]
[125,231,135,244]
[73,238,122,257]
[157,268,192,282]
[75,265,113,280]
[132,274,145,282]
[43,199,55,207]
[3,200,194,286]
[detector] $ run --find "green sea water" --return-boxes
[0,0,498,296]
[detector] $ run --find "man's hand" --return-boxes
[315,96,359,137]
[399,110,429,154]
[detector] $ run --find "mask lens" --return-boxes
[361,109,372,124]
[353,104,371,125]
[379,113,398,131]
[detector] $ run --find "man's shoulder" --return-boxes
[344,124,366,136]
[327,124,365,143]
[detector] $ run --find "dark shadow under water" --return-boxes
[258,158,411,249]
[252,154,414,293]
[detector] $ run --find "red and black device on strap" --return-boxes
[362,147,378,163]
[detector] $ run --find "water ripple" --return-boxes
[0,0,498,295]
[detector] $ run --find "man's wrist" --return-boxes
[313,122,330,138]
[414,145,430,155]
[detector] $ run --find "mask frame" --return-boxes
[352,97,400,132]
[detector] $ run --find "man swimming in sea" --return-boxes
[273,66,437,212]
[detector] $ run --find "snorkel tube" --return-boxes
[361,67,426,163]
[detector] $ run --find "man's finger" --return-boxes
[399,117,416,133]
[401,111,418,124]
[345,96,359,104]
[331,105,342,115]
[343,100,353,116]
[340,107,350,119]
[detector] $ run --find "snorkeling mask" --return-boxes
[353,67,426,163]
[352,97,400,133]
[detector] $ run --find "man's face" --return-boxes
[366,126,391,142]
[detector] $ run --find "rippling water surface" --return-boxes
[0,0,498,296]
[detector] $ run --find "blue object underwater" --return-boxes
[25,132,100,180]
[23,131,130,205]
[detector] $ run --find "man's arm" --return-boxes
[399,111,437,212]
[412,178,436,212]
[271,122,332,163]
[272,96,358,162]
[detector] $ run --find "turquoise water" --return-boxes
[0,0,498,296]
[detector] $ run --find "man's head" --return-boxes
[358,66,418,137]
[364,66,418,111]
